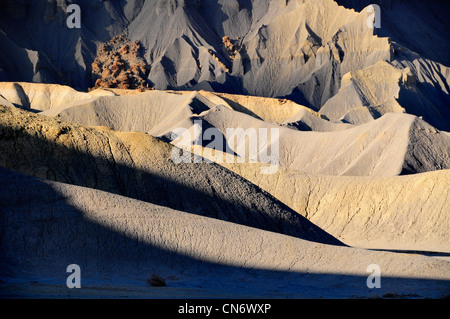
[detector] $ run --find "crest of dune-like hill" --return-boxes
[321,60,450,131]
[0,104,339,245]
[0,82,94,111]
[13,83,446,177]
[191,149,450,253]
[199,105,450,176]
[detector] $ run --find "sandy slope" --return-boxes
[198,105,450,176]
[194,151,450,253]
[200,90,322,124]
[1,104,448,254]
[3,82,445,176]
[0,105,337,244]
[1,167,449,298]
[321,60,450,131]
[1,81,322,124]
[0,82,111,111]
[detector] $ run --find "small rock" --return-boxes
[147,274,166,287]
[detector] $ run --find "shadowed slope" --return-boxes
[1,167,449,298]
[0,105,339,245]
[192,150,450,253]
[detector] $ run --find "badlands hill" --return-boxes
[1,0,449,130]
[1,87,450,297]
[1,166,449,298]
[198,155,450,253]
[2,82,449,177]
[0,104,339,244]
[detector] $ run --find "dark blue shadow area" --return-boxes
[0,117,341,246]
[1,167,449,299]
